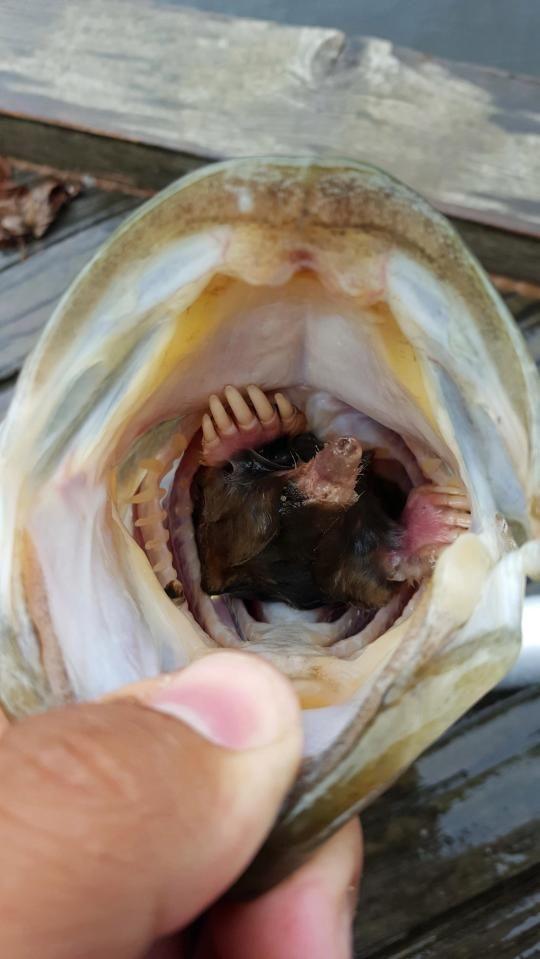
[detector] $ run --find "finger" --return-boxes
[145,934,185,958]
[200,818,362,959]
[0,652,302,959]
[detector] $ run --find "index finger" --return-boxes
[198,818,362,959]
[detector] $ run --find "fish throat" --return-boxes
[122,368,469,722]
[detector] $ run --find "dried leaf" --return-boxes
[0,158,80,248]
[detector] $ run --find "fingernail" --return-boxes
[143,652,300,750]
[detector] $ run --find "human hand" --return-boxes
[0,651,362,958]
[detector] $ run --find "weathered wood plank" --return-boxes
[1,0,540,236]
[369,866,540,958]
[1,116,202,195]
[354,686,540,956]
[453,220,540,287]
[0,205,139,379]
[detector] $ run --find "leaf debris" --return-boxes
[0,158,80,248]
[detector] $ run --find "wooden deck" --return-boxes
[1,4,539,955]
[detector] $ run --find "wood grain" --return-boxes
[354,686,540,956]
[1,0,540,235]
[1,115,202,195]
[371,865,540,958]
[0,203,139,379]
[453,220,540,287]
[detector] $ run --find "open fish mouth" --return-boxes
[0,157,539,890]
[132,381,469,708]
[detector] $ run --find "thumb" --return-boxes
[0,651,302,959]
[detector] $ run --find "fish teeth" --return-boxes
[247,384,275,424]
[202,412,218,446]
[135,512,166,528]
[128,490,156,504]
[274,392,294,421]
[138,458,163,473]
[144,532,170,550]
[209,393,237,436]
[129,433,186,593]
[201,385,306,466]
[224,385,257,431]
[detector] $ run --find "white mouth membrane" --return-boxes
[5,219,533,759]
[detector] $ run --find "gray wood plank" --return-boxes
[1,0,540,235]
[367,866,540,959]
[0,206,139,379]
[453,220,540,287]
[354,686,540,957]
[1,115,202,195]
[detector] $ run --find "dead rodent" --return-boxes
[192,432,408,611]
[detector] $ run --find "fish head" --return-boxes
[0,157,538,890]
